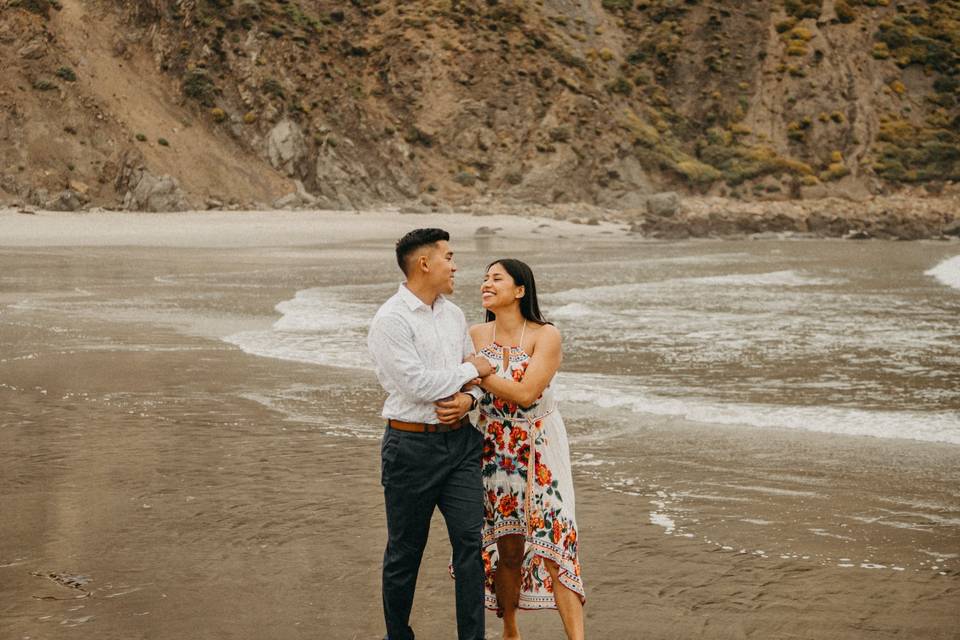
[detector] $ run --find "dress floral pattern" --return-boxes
[475,341,585,611]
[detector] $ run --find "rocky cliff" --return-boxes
[1,0,958,214]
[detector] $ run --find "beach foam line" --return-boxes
[544,270,842,305]
[223,285,387,371]
[557,372,960,446]
[925,255,960,291]
[225,286,960,446]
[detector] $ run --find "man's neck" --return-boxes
[404,280,440,307]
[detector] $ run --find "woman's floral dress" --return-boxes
[475,339,585,611]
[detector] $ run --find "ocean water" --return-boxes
[3,238,958,572]
[225,241,960,445]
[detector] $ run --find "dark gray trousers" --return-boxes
[381,424,485,640]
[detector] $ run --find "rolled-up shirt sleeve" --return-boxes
[461,324,484,402]
[369,313,480,403]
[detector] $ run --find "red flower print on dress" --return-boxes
[482,439,496,462]
[511,361,529,382]
[498,494,518,518]
[499,456,516,473]
[492,395,519,415]
[536,461,552,487]
[508,426,527,453]
[487,420,505,448]
[543,575,554,593]
[516,443,531,468]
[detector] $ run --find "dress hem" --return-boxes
[481,527,586,611]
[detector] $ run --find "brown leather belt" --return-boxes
[388,416,470,433]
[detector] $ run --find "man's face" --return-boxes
[427,240,457,295]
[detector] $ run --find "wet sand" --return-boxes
[1,210,958,639]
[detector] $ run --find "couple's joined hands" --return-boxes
[464,354,494,378]
[434,354,494,424]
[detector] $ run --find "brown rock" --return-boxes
[17,39,47,60]
[68,180,89,195]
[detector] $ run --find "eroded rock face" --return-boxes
[266,119,307,178]
[646,192,681,218]
[17,38,47,59]
[507,145,581,205]
[46,189,86,211]
[122,169,191,212]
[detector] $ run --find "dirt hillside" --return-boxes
[1,0,958,213]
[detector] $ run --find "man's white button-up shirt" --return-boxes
[368,284,480,424]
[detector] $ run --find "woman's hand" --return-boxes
[464,354,494,378]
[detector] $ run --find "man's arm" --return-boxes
[434,319,487,424]
[369,314,480,403]
[461,323,485,401]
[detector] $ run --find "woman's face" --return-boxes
[481,263,524,311]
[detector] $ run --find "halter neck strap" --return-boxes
[492,319,527,349]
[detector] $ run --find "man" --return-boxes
[368,228,494,640]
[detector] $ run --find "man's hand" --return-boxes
[435,392,473,424]
[464,354,494,378]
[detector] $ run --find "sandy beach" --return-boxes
[1,208,958,639]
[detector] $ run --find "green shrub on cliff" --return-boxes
[873,117,960,182]
[8,0,51,17]
[872,43,891,59]
[675,160,722,184]
[835,1,856,23]
[874,5,960,74]
[607,77,633,95]
[775,18,798,33]
[261,78,285,99]
[698,142,813,185]
[784,0,821,20]
[183,69,216,106]
[55,66,77,82]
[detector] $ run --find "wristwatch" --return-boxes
[469,394,479,411]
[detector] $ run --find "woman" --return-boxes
[470,258,585,640]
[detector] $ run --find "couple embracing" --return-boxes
[368,228,585,640]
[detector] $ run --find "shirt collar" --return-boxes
[398,283,446,314]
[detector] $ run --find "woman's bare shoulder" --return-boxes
[533,322,561,340]
[528,322,561,354]
[469,321,494,338]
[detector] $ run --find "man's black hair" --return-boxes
[395,228,450,275]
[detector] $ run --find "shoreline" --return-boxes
[3,192,960,244]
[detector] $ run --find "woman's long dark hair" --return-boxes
[484,258,552,325]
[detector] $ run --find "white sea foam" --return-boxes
[224,286,376,371]
[925,255,960,291]
[545,270,841,305]
[224,282,960,446]
[649,512,676,534]
[548,302,605,320]
[556,372,960,445]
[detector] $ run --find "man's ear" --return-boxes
[416,253,430,273]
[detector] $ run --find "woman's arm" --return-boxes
[480,325,562,407]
